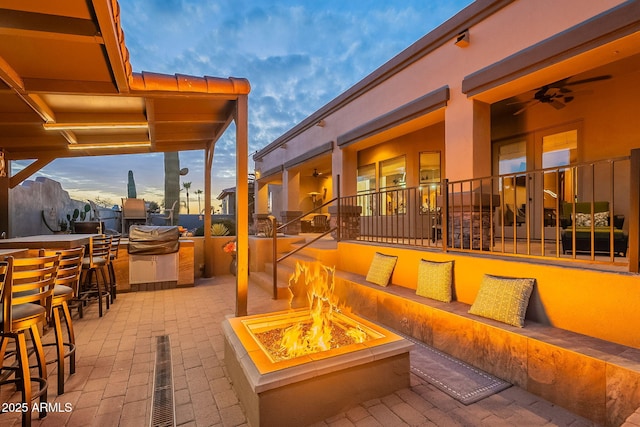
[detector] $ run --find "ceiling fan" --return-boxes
[512,75,611,115]
[312,168,322,178]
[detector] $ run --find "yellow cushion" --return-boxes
[416,259,453,302]
[468,274,535,327]
[365,252,397,287]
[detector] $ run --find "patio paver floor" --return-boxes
[0,275,617,426]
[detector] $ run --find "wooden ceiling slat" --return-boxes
[0,8,99,37]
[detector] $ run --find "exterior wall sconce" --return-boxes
[316,119,326,127]
[455,29,469,47]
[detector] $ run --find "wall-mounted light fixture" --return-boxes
[455,29,470,47]
[308,191,321,204]
[316,119,326,127]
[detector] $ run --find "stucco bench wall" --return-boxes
[332,270,640,427]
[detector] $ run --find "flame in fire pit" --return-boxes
[267,262,368,360]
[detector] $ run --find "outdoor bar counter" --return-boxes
[0,233,195,292]
[0,233,99,249]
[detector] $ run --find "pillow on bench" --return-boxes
[365,252,398,287]
[469,274,535,327]
[416,259,453,302]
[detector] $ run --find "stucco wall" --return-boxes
[337,241,640,349]
[8,177,89,238]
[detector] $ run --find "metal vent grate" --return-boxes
[151,335,175,427]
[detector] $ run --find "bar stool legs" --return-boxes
[39,247,84,396]
[0,326,50,426]
[49,299,76,395]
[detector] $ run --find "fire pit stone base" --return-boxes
[222,311,412,427]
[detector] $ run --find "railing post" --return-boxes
[337,174,341,242]
[629,149,640,272]
[271,216,278,299]
[442,179,448,252]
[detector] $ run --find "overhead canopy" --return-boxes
[0,0,250,175]
[0,1,251,314]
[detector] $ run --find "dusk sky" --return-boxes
[16,0,472,213]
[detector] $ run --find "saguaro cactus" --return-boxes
[127,170,137,198]
[164,152,180,219]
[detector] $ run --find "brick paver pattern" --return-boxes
[2,275,632,426]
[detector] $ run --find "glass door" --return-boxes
[494,137,529,238]
[533,127,578,239]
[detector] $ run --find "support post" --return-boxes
[235,95,249,317]
[272,216,278,299]
[629,149,639,273]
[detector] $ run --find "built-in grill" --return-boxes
[128,226,180,290]
[128,225,180,255]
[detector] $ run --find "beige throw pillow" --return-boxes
[365,252,398,287]
[468,274,535,327]
[416,259,453,302]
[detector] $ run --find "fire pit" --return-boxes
[223,263,413,427]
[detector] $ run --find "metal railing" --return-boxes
[445,157,630,263]
[266,155,635,294]
[342,157,632,266]
[270,177,340,298]
[341,184,443,248]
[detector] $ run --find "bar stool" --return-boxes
[0,254,59,426]
[40,247,84,395]
[107,234,121,303]
[79,235,111,317]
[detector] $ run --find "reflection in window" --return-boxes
[497,140,526,175]
[542,129,577,211]
[494,139,527,226]
[380,156,406,189]
[542,130,577,168]
[419,152,441,184]
[357,164,376,216]
[419,152,441,213]
[380,156,406,215]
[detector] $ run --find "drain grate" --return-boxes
[151,335,175,427]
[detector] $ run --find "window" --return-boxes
[380,156,406,189]
[497,139,526,175]
[541,129,578,210]
[419,152,441,184]
[357,164,376,193]
[542,130,577,168]
[380,156,406,215]
[419,152,441,213]
[357,164,376,216]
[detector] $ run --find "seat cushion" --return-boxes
[83,256,107,267]
[53,285,74,304]
[2,303,47,326]
[416,259,453,303]
[469,274,535,327]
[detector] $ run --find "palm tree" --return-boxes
[182,181,192,214]
[195,189,203,213]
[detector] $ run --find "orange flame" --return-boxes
[279,262,367,359]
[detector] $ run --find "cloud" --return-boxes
[35,0,473,206]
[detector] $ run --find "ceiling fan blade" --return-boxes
[514,101,539,115]
[562,75,612,86]
[549,100,566,110]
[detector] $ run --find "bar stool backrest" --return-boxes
[41,247,85,297]
[2,254,59,332]
[0,261,8,328]
[109,234,121,260]
[86,235,112,268]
